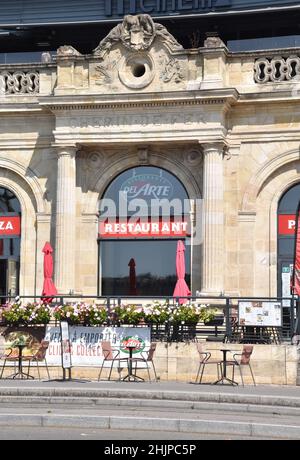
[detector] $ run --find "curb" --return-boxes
[0,387,300,408]
[1,395,300,417]
[0,413,299,439]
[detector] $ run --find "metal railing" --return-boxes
[0,294,298,344]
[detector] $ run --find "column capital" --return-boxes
[200,141,228,155]
[52,144,78,158]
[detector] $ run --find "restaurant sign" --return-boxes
[0,216,21,236]
[99,218,189,238]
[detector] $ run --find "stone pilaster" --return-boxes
[201,142,225,295]
[54,145,77,293]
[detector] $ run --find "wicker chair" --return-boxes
[25,340,51,380]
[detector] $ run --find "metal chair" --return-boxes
[226,345,256,386]
[98,341,128,381]
[25,340,51,380]
[131,343,158,382]
[195,343,222,384]
[0,347,19,378]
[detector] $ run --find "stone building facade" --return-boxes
[0,14,299,299]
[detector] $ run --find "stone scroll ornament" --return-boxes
[93,14,183,58]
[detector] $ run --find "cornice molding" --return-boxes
[39,89,239,112]
[44,100,227,111]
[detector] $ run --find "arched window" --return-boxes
[277,183,300,301]
[0,187,21,299]
[99,166,191,296]
[0,187,20,213]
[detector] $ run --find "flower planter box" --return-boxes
[204,315,224,326]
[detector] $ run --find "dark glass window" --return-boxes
[277,183,300,297]
[0,187,21,213]
[101,240,190,296]
[278,183,300,214]
[100,166,191,296]
[0,187,21,299]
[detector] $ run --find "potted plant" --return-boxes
[2,301,51,326]
[53,304,81,325]
[171,304,201,325]
[78,303,108,326]
[143,301,172,324]
[201,306,224,326]
[112,304,145,325]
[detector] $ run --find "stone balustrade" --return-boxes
[0,70,40,94]
[1,49,300,95]
[254,55,300,83]
[0,63,56,96]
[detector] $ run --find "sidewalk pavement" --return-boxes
[1,380,300,438]
[0,379,299,405]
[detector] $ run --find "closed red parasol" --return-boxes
[41,242,57,303]
[128,258,137,296]
[173,240,191,304]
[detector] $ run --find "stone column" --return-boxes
[201,142,225,295]
[54,145,77,293]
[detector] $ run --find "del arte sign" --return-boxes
[0,216,20,236]
[120,172,173,200]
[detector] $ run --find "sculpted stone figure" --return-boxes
[203,34,226,49]
[57,45,81,56]
[93,14,183,57]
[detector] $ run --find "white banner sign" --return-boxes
[44,326,151,367]
[282,265,293,307]
[60,321,72,369]
[238,301,282,327]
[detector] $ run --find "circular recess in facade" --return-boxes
[118,53,155,89]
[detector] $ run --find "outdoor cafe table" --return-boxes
[213,348,238,386]
[7,344,34,380]
[122,344,144,382]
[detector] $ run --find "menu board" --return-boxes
[238,301,282,327]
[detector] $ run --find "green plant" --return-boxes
[78,303,108,325]
[199,306,218,323]
[113,304,145,325]
[2,302,51,325]
[143,301,172,324]
[53,304,81,324]
[171,304,201,324]
[30,304,51,324]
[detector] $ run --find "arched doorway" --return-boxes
[98,166,191,296]
[0,187,21,300]
[277,183,300,300]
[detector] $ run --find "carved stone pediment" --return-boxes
[93,14,183,58]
